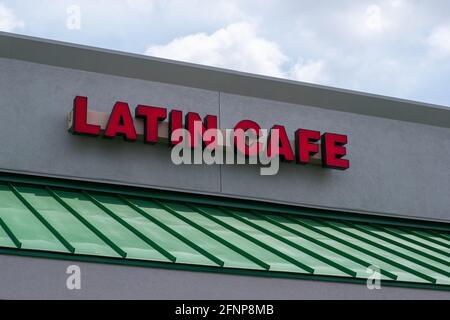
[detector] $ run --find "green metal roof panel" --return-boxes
[226,209,363,277]
[0,173,449,291]
[206,207,350,277]
[325,221,449,284]
[129,198,265,270]
[0,184,68,253]
[163,201,300,272]
[0,220,15,248]
[269,215,420,282]
[308,219,441,284]
[16,186,120,258]
[93,194,215,266]
[57,190,174,262]
[354,224,450,271]
[363,225,450,266]
[401,230,450,253]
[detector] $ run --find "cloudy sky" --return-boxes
[1,0,449,106]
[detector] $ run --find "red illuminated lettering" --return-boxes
[268,125,294,162]
[295,129,320,164]
[69,96,350,171]
[104,102,137,141]
[168,110,183,146]
[135,105,167,144]
[70,96,101,136]
[321,133,349,170]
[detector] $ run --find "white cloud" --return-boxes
[290,59,328,84]
[390,0,404,8]
[159,0,249,26]
[365,4,384,32]
[0,3,24,32]
[145,21,330,83]
[145,22,287,77]
[125,0,155,11]
[427,25,450,57]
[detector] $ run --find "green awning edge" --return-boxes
[0,171,449,233]
[0,171,449,291]
[1,246,449,292]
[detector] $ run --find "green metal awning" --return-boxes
[0,173,449,291]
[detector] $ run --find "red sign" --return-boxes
[69,96,349,170]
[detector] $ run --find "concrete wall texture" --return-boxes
[0,255,448,299]
[0,56,449,222]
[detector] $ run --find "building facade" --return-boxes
[0,32,449,299]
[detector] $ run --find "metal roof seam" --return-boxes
[370,224,450,267]
[8,183,75,253]
[429,230,450,242]
[81,190,177,263]
[45,187,127,258]
[116,194,225,267]
[282,214,408,281]
[347,223,450,278]
[401,228,450,251]
[152,199,271,270]
[385,227,450,259]
[317,219,437,284]
[0,175,448,288]
[254,211,398,280]
[187,203,315,274]
[220,207,356,277]
[1,173,449,233]
[0,217,22,248]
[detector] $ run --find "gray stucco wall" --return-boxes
[0,56,449,222]
[0,255,448,299]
